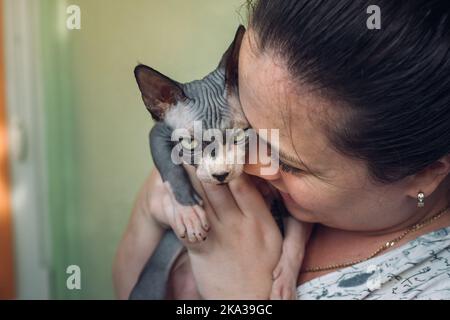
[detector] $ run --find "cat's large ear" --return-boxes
[134,64,187,121]
[218,25,246,92]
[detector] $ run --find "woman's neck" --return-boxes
[299,177,450,285]
[299,195,450,285]
[351,179,450,238]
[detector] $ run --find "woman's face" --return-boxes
[239,29,416,232]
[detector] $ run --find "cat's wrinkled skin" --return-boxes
[134,26,247,242]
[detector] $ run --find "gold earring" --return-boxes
[417,191,425,208]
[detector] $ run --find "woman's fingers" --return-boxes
[162,194,184,237]
[182,165,220,224]
[194,205,210,233]
[201,183,241,220]
[228,174,272,219]
[201,174,272,222]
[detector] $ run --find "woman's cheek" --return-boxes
[283,175,318,209]
[284,175,339,214]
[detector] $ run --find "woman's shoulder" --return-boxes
[297,226,450,300]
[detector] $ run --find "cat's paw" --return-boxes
[173,202,209,243]
[270,260,298,300]
[163,182,209,243]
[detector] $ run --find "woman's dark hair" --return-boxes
[246,0,450,183]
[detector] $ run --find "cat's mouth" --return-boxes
[198,175,231,185]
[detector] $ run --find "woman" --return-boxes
[114,0,450,299]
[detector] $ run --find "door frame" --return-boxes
[3,0,51,299]
[0,0,15,300]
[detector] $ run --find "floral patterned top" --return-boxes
[297,226,450,300]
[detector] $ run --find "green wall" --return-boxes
[39,0,246,299]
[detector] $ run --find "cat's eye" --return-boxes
[180,138,198,150]
[233,129,247,145]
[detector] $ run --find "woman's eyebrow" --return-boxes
[257,133,314,170]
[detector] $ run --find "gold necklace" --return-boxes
[301,205,450,273]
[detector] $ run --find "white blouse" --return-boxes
[297,226,450,300]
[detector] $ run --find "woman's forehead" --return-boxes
[239,33,292,131]
[238,31,333,167]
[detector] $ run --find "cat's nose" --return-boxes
[212,172,229,182]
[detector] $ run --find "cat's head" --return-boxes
[135,25,249,184]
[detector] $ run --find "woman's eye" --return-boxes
[279,161,304,175]
[180,138,198,150]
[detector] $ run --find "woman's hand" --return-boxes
[162,167,283,299]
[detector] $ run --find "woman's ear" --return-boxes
[134,64,187,121]
[406,154,450,199]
